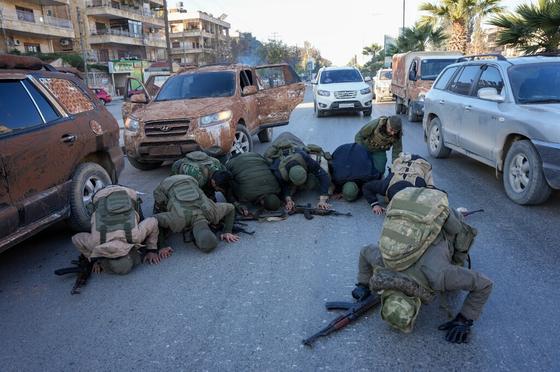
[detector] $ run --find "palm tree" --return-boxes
[419,0,503,54]
[490,0,560,54]
[386,23,447,55]
[362,43,383,59]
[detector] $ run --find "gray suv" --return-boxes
[423,54,560,205]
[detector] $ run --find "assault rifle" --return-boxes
[302,293,380,347]
[460,209,484,217]
[289,203,352,220]
[235,210,288,222]
[54,255,94,295]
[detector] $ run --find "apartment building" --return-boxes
[167,8,230,66]
[0,0,75,54]
[84,0,167,63]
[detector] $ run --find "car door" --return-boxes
[0,155,18,245]
[429,66,460,141]
[122,77,151,122]
[145,74,170,97]
[238,69,258,131]
[459,65,506,161]
[442,65,482,146]
[0,75,87,226]
[254,64,305,127]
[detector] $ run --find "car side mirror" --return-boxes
[409,70,417,81]
[478,87,505,103]
[364,76,372,82]
[242,85,257,96]
[130,93,148,104]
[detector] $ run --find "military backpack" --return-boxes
[379,187,450,271]
[171,151,223,186]
[166,175,216,224]
[226,152,281,202]
[93,186,141,244]
[387,153,434,191]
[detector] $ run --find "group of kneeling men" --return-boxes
[71,115,492,344]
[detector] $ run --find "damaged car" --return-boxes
[0,54,124,253]
[121,63,305,170]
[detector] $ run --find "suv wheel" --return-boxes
[68,163,112,231]
[395,101,405,115]
[231,124,253,156]
[363,109,372,117]
[503,140,552,205]
[128,157,163,171]
[427,117,451,158]
[258,128,273,143]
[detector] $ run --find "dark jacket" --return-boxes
[270,149,330,197]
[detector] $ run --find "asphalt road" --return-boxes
[1,88,559,371]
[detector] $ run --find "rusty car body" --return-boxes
[392,51,462,122]
[121,63,305,170]
[0,54,124,253]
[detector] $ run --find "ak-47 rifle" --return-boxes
[302,293,380,347]
[235,210,288,222]
[289,203,352,220]
[54,255,94,295]
[460,209,484,217]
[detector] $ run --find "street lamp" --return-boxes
[402,0,406,34]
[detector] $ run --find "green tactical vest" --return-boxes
[387,154,434,191]
[171,151,223,186]
[166,175,216,226]
[226,152,281,202]
[379,187,450,272]
[278,153,307,182]
[94,189,139,244]
[368,119,398,151]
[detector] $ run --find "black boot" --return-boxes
[352,283,371,301]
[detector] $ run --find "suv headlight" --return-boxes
[317,89,331,97]
[200,110,232,127]
[124,116,140,132]
[360,87,371,95]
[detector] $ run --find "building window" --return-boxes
[16,6,35,23]
[24,43,41,53]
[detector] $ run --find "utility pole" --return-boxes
[163,0,173,72]
[76,6,89,86]
[402,0,406,34]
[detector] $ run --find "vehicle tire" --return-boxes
[363,109,372,117]
[427,117,451,158]
[317,109,326,118]
[258,127,273,143]
[127,157,163,170]
[68,162,112,232]
[230,124,253,156]
[503,140,552,205]
[407,106,421,122]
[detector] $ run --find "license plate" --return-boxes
[149,145,182,156]
[339,103,355,108]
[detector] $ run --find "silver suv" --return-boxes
[423,54,560,205]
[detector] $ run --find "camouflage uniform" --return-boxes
[153,175,235,252]
[355,116,402,175]
[357,236,493,322]
[171,151,226,199]
[71,186,159,274]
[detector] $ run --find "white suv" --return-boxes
[312,66,373,117]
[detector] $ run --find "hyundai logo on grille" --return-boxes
[160,126,170,132]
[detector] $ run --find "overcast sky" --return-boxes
[171,0,535,65]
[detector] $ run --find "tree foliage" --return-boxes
[490,0,560,54]
[386,23,447,55]
[419,0,503,53]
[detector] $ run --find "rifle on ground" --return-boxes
[460,209,484,217]
[302,293,380,347]
[235,209,288,222]
[54,255,94,295]
[289,203,352,220]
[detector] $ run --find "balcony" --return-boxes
[89,29,144,46]
[15,0,69,5]
[0,9,75,39]
[144,34,166,48]
[85,0,164,27]
[169,29,203,38]
[170,46,215,55]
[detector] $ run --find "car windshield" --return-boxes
[379,71,392,80]
[420,59,457,80]
[509,62,560,104]
[320,69,363,84]
[155,71,236,101]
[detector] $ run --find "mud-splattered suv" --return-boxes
[122,64,305,170]
[0,55,124,253]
